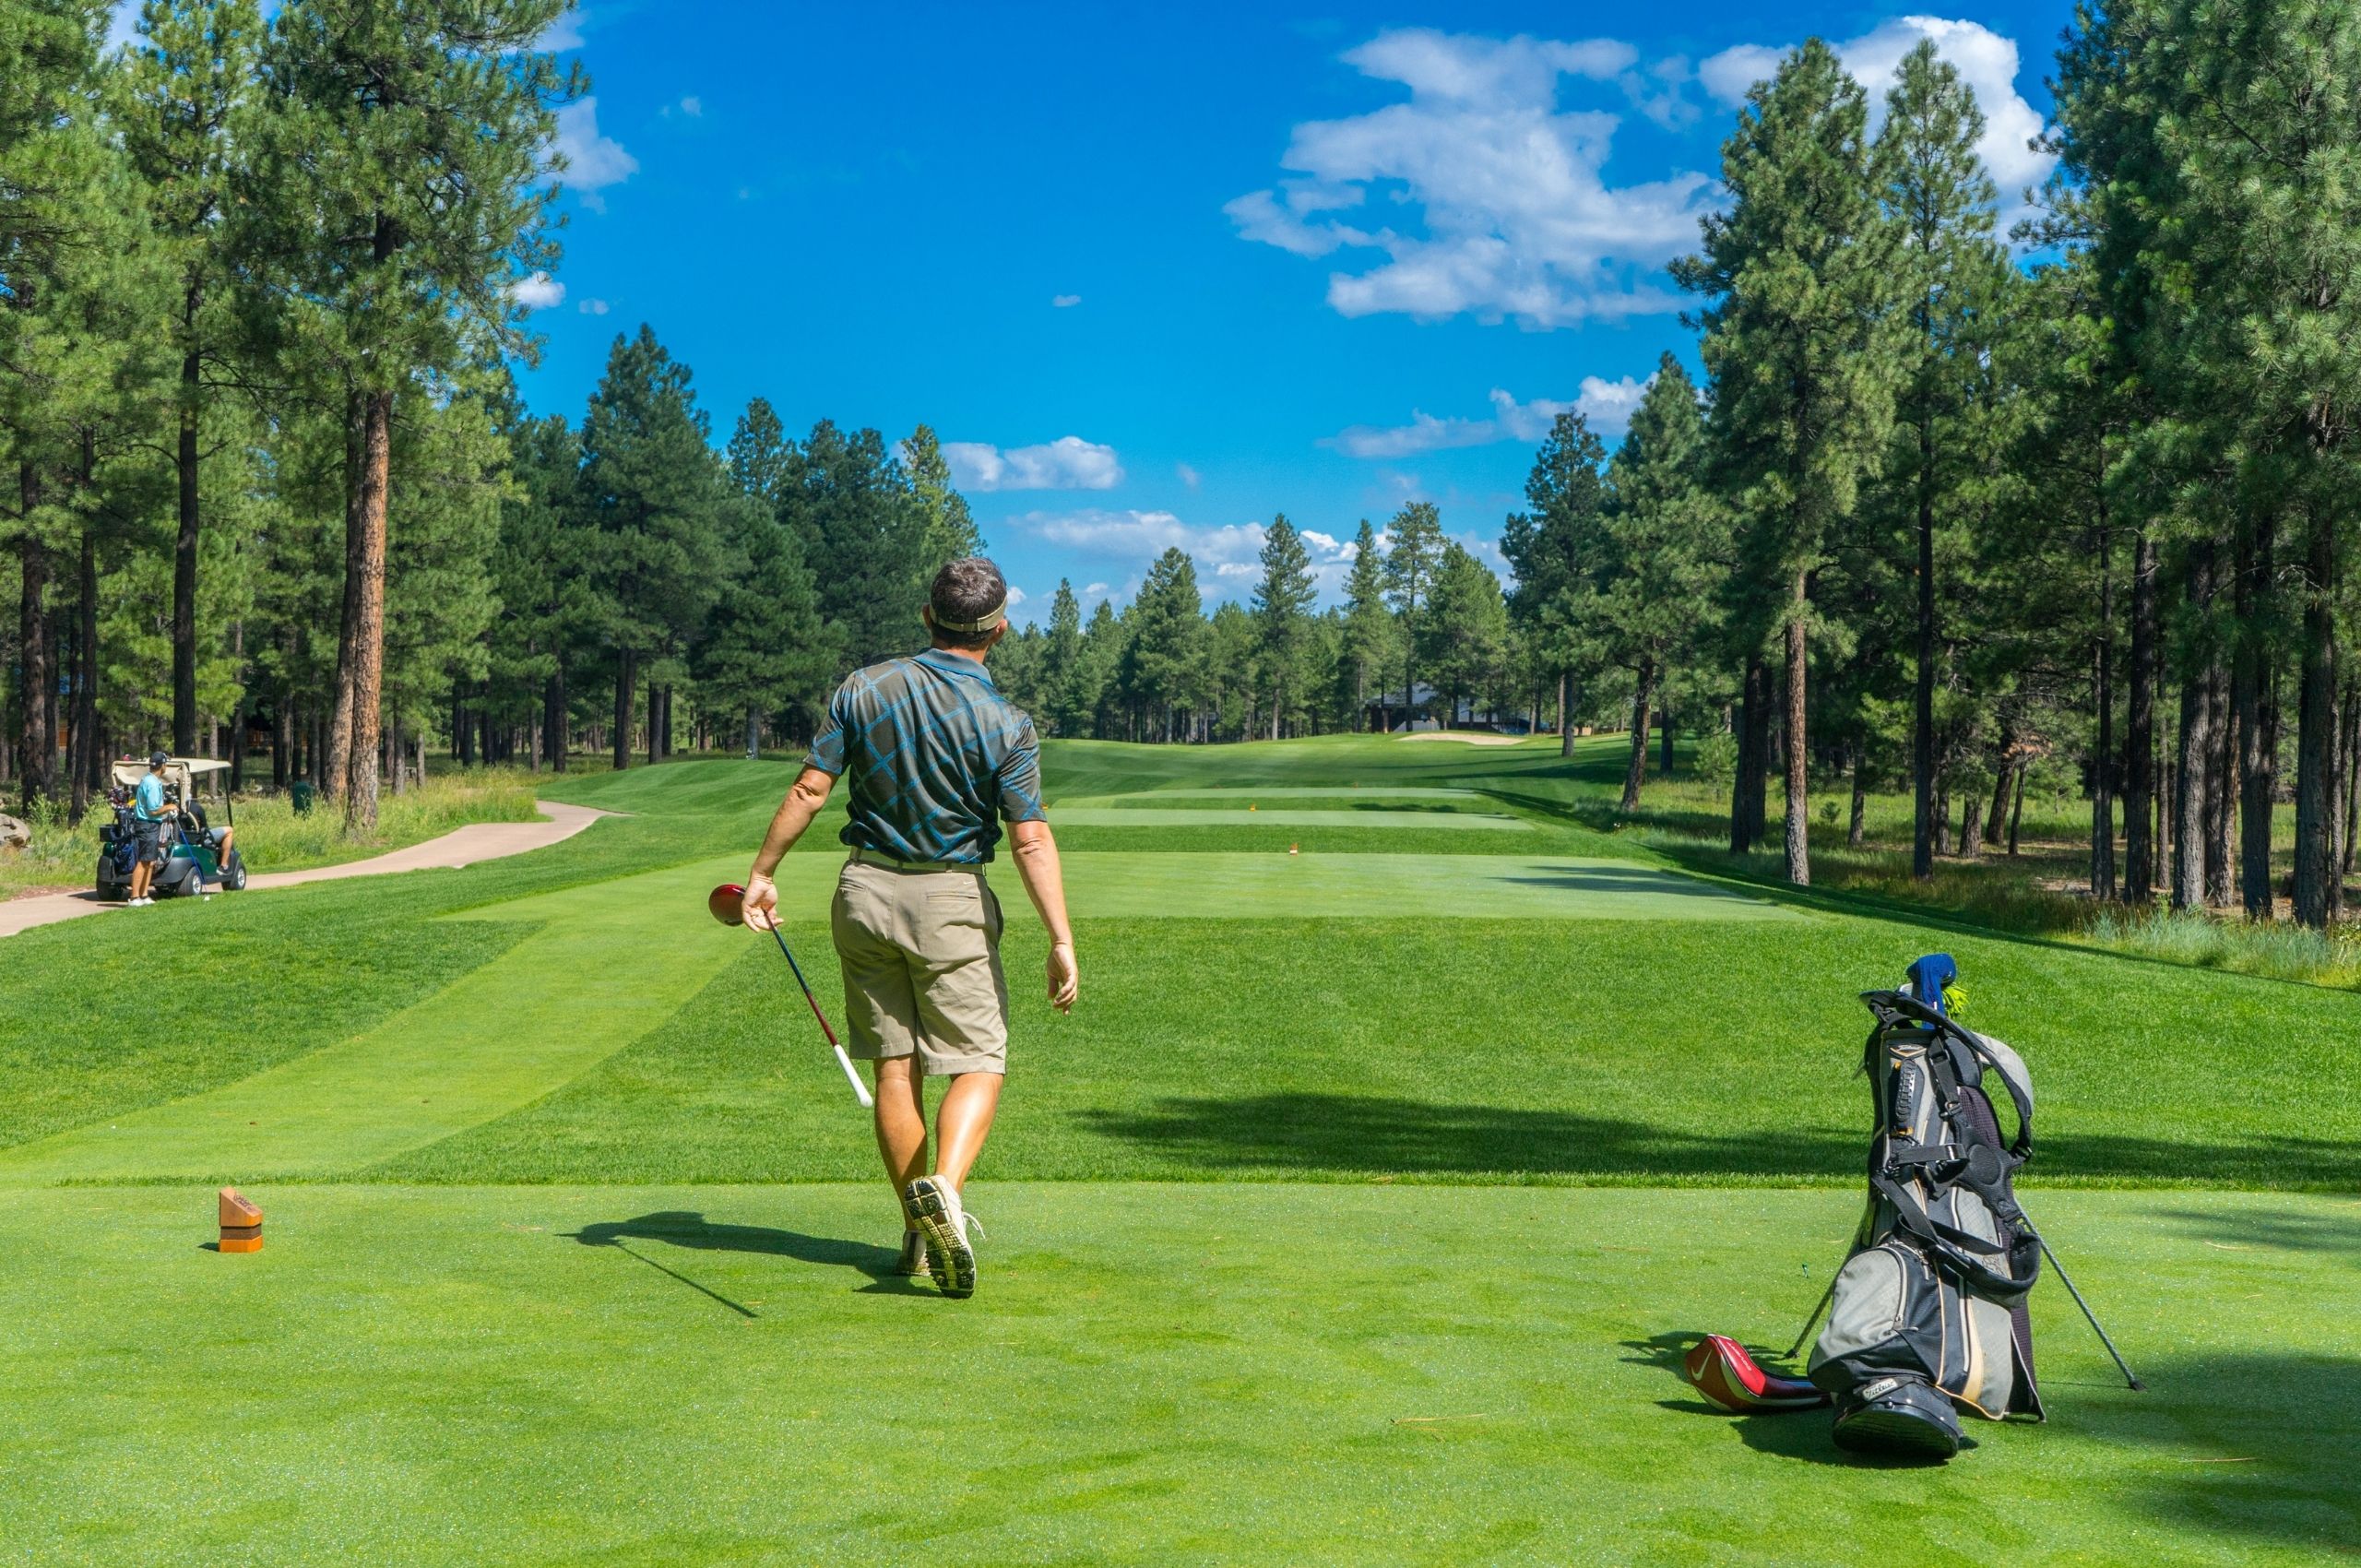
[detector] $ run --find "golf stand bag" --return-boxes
[1808,955,2044,1457]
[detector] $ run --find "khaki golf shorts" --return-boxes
[830,854,1010,1076]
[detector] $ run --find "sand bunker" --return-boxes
[1393,731,1531,747]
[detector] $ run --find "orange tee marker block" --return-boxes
[218,1186,263,1253]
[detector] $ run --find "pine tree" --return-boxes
[1040,578,1086,736]
[1674,38,1905,885]
[1501,411,1610,754]
[253,0,580,826]
[1876,39,2007,881]
[1382,501,1444,724]
[904,423,982,570]
[115,0,265,757]
[1121,548,1207,741]
[792,419,928,667]
[1598,357,1728,809]
[1252,514,1316,739]
[578,327,730,770]
[1337,519,1394,731]
[1421,543,1510,728]
[2056,0,2361,927]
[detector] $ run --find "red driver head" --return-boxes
[707,883,747,927]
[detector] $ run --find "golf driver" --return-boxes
[708,882,873,1109]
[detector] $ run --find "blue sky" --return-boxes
[501,0,2072,623]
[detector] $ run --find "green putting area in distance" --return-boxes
[1048,806,1529,830]
[759,849,1787,919]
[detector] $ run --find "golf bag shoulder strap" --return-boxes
[1862,991,2032,1162]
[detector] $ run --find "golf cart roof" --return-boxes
[110,755,230,790]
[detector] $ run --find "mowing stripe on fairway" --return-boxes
[0,861,746,1185]
[1048,807,1530,831]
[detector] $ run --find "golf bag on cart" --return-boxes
[1809,955,2044,1458]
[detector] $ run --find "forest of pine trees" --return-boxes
[7,4,2361,927]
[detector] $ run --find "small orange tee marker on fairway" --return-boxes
[218,1187,263,1253]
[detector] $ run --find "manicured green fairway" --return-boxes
[6,1183,2352,1566]
[4,737,2355,1563]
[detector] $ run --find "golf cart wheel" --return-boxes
[227,857,247,892]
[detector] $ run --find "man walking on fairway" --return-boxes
[740,558,1077,1299]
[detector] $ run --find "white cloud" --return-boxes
[1696,44,1784,106]
[1328,374,1653,457]
[1052,293,1082,307]
[577,297,611,315]
[678,95,703,118]
[1699,18,2054,214]
[540,8,587,50]
[943,435,1122,493]
[1016,509,1373,604]
[1227,28,1713,327]
[1005,586,1028,607]
[509,270,565,310]
[552,98,638,212]
[1176,462,1201,490]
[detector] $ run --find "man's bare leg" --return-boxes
[872,1056,928,1226]
[931,1072,1003,1191]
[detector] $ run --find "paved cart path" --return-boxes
[0,801,611,941]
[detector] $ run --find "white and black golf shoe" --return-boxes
[902,1176,980,1299]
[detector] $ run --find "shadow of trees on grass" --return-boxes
[1074,1092,2361,1185]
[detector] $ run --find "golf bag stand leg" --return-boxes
[2033,1229,2144,1391]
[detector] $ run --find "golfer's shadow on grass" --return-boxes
[567,1212,920,1313]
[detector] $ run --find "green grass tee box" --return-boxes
[4,1182,2352,1567]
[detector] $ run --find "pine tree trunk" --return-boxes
[2292,508,2339,928]
[2090,529,2117,901]
[342,388,393,830]
[2124,529,2157,901]
[1782,579,1809,886]
[2174,673,2209,910]
[612,648,636,771]
[1983,744,2014,850]
[1912,424,1937,881]
[71,526,97,821]
[1660,702,1675,777]
[172,342,202,757]
[744,707,760,761]
[326,393,364,802]
[17,465,53,814]
[1731,656,1765,853]
[2342,685,2361,879]
[2008,766,2025,856]
[1959,792,1983,858]
[1933,782,1951,856]
[2204,665,2236,909]
[1619,657,1655,812]
[547,664,568,773]
[1559,670,1575,757]
[2234,513,2275,918]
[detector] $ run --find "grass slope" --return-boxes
[4,1182,2351,1567]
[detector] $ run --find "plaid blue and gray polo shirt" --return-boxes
[805,648,1047,864]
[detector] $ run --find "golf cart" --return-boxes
[96,756,247,902]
